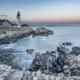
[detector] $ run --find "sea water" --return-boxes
[0,25,80,70]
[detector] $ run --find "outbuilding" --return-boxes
[0,19,11,27]
[21,24,28,27]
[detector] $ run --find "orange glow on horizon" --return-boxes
[21,17,80,23]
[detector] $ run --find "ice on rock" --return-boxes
[33,77,38,80]
[0,65,11,80]
[0,64,80,80]
[36,70,41,78]
[5,70,23,80]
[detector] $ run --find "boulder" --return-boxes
[51,51,56,54]
[29,51,57,74]
[63,65,71,76]
[63,54,80,76]
[26,49,34,54]
[33,27,53,37]
[57,56,64,72]
[57,46,70,54]
[70,47,80,56]
[0,49,15,66]
[62,42,72,46]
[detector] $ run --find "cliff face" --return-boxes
[0,64,80,80]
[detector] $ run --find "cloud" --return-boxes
[0,15,8,17]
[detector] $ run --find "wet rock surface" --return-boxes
[57,46,70,54]
[0,49,16,64]
[57,46,80,76]
[29,46,80,76]
[26,49,34,54]
[0,48,23,70]
[0,64,80,80]
[32,27,53,37]
[0,43,80,79]
[0,27,34,45]
[70,47,80,56]
[29,51,57,74]
[1,45,80,77]
[63,65,71,76]
[62,42,72,46]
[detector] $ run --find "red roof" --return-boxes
[0,19,5,25]
[0,19,11,25]
[22,24,28,27]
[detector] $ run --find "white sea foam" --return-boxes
[33,36,46,40]
[14,53,35,70]
[0,43,15,49]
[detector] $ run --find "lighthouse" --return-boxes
[17,11,21,27]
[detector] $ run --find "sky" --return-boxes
[0,0,80,23]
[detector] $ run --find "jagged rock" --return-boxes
[0,27,34,45]
[56,73,65,80]
[41,74,46,80]
[50,75,56,80]
[57,46,70,54]
[1,45,80,79]
[0,65,14,80]
[33,27,53,37]
[51,51,56,54]
[5,70,23,80]
[0,48,24,70]
[33,77,38,80]
[0,64,80,80]
[63,65,71,76]
[57,56,64,72]
[70,47,80,56]
[57,46,80,76]
[26,71,31,76]
[44,75,50,80]
[62,42,72,46]
[26,49,34,54]
[24,71,32,80]
[36,70,41,78]
[29,51,57,74]
[64,54,80,76]
[0,49,15,66]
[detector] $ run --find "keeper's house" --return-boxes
[0,19,17,27]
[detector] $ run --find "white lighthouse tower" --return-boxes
[17,11,21,27]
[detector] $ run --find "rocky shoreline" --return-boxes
[0,64,80,80]
[0,27,34,45]
[0,44,80,79]
[32,27,53,38]
[29,46,80,76]
[0,27,80,80]
[0,27,53,45]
